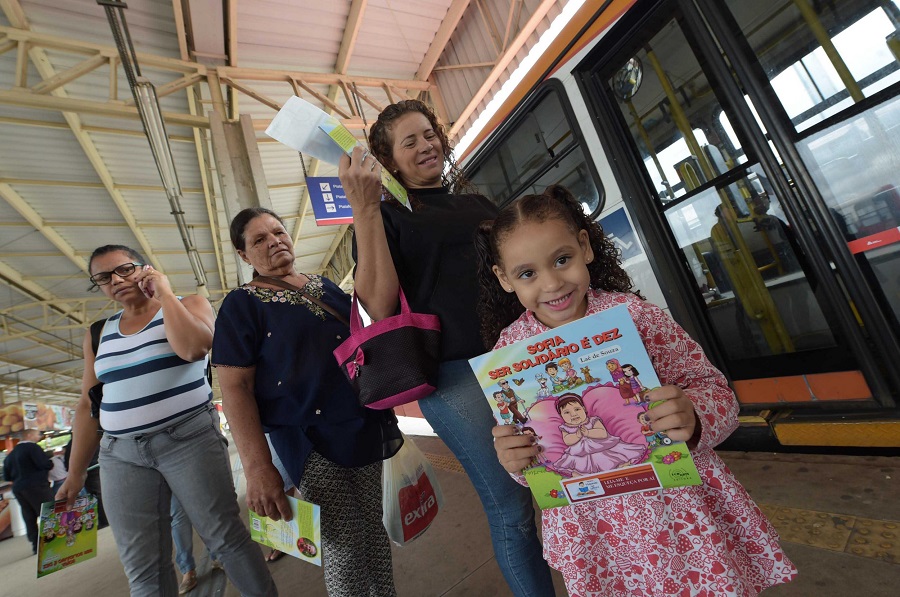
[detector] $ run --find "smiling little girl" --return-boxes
[475,185,797,596]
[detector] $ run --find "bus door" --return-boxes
[575,0,900,409]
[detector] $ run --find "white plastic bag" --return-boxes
[382,433,444,546]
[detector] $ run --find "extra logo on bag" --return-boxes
[398,469,439,542]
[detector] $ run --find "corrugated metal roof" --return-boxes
[0,0,569,404]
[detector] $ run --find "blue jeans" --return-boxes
[99,404,276,597]
[418,360,554,597]
[170,493,215,574]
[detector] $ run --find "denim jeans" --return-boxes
[418,360,555,597]
[170,493,214,574]
[99,404,276,597]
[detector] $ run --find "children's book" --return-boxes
[37,495,99,578]
[264,96,409,209]
[468,304,702,509]
[249,496,322,566]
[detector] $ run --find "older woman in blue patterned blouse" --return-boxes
[213,207,402,597]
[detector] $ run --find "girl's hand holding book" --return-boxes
[645,385,700,445]
[492,424,539,474]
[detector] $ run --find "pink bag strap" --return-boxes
[349,288,412,334]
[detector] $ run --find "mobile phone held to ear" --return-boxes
[138,265,156,299]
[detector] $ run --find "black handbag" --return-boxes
[252,276,441,410]
[333,290,441,410]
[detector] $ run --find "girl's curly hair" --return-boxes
[367,99,477,207]
[475,185,643,348]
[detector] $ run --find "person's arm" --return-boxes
[133,267,215,362]
[339,147,399,320]
[562,428,581,446]
[217,366,292,522]
[3,452,14,482]
[56,330,103,508]
[634,299,737,450]
[581,420,609,439]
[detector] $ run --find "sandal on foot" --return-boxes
[178,570,198,594]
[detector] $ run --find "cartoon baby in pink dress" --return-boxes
[552,394,647,477]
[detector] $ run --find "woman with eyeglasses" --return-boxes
[56,244,276,596]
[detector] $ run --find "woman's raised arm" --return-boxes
[339,147,399,319]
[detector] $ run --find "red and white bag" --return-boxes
[382,434,444,546]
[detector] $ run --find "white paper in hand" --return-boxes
[265,96,346,165]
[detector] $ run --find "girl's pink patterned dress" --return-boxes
[496,291,797,597]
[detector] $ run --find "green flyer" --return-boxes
[318,119,411,210]
[249,496,322,566]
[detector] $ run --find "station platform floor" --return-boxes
[1,422,898,597]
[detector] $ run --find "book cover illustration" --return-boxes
[249,496,322,566]
[468,304,702,509]
[37,495,99,578]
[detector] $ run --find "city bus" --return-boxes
[459,0,900,448]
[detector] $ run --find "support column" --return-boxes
[209,112,272,285]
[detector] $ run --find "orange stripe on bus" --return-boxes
[460,0,638,161]
[805,371,872,401]
[734,372,872,404]
[733,377,811,404]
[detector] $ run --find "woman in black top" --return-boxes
[340,100,554,597]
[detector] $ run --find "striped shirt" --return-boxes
[95,306,211,437]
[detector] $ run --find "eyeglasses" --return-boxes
[89,262,143,286]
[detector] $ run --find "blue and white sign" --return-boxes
[599,206,643,262]
[307,177,353,226]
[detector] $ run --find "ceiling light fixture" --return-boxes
[98,0,208,295]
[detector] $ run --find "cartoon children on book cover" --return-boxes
[37,495,99,577]
[469,305,702,509]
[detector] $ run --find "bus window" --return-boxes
[467,84,603,215]
[725,0,900,133]
[797,94,900,327]
[665,173,835,360]
[520,147,600,214]
[600,10,841,369]
[724,0,900,335]
[610,28,749,207]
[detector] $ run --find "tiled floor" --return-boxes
[1,435,898,597]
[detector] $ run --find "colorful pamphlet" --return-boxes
[468,304,702,509]
[37,495,99,578]
[249,496,322,566]
[264,96,409,209]
[317,118,410,209]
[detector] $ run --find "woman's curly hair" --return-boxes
[367,99,477,206]
[475,185,643,348]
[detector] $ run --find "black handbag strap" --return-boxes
[90,318,107,355]
[252,275,350,327]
